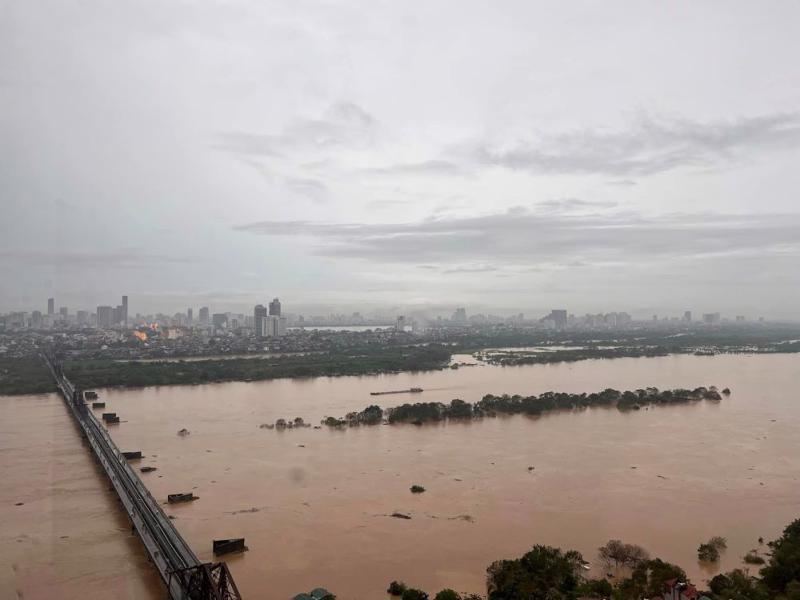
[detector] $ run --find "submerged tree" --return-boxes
[708,569,769,600]
[598,540,650,568]
[698,536,727,562]
[613,558,686,600]
[487,545,585,600]
[433,590,461,600]
[760,519,800,597]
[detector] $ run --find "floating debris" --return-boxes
[228,507,261,515]
[213,538,248,555]
[447,514,475,523]
[167,493,198,504]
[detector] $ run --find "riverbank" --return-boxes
[61,344,452,391]
[0,357,57,395]
[3,327,800,395]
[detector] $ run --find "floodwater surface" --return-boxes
[3,353,799,599]
[0,394,163,600]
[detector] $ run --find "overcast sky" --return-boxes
[2,1,799,318]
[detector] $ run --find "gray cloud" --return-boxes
[464,113,800,176]
[234,207,800,267]
[214,102,377,158]
[441,265,499,274]
[536,198,618,213]
[0,250,197,270]
[286,177,329,202]
[361,160,463,176]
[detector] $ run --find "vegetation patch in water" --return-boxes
[320,386,727,428]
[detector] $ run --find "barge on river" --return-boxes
[370,387,423,396]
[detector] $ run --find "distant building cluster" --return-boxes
[254,299,287,338]
[0,295,770,337]
[5,295,128,331]
[386,306,762,333]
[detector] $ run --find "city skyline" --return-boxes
[0,292,777,330]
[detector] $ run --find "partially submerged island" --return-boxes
[313,386,728,429]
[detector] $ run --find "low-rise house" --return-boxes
[657,579,710,600]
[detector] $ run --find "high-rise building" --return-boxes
[121,296,128,326]
[254,304,268,337]
[260,315,288,337]
[212,313,228,330]
[702,312,721,325]
[47,298,55,315]
[187,308,193,325]
[269,298,281,316]
[59,306,68,318]
[97,306,114,328]
[684,311,692,322]
[549,309,568,330]
[31,311,43,329]
[77,310,89,325]
[199,306,209,325]
[396,315,406,332]
[452,307,467,323]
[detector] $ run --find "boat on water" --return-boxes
[370,387,424,396]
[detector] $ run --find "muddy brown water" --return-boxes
[0,393,163,600]
[2,353,799,599]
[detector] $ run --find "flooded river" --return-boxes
[2,353,799,599]
[0,394,163,600]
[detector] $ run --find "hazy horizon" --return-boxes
[3,2,799,317]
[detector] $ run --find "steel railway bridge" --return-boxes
[43,353,242,600]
